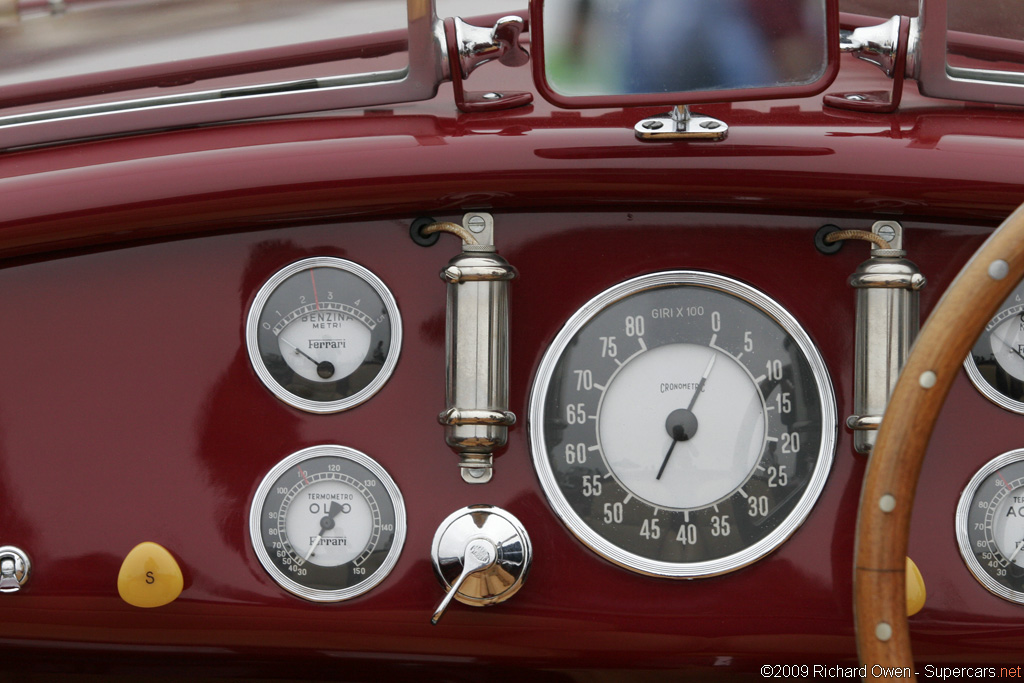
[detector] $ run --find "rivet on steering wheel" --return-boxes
[875,623,893,642]
[989,259,1010,280]
[919,371,937,388]
[879,494,896,512]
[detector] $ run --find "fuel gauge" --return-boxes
[246,257,401,413]
[965,281,1024,413]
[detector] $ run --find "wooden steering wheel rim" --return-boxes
[855,202,1024,680]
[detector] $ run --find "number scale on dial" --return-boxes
[530,272,836,578]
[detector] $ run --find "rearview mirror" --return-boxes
[530,0,840,108]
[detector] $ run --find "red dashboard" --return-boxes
[2,31,1024,679]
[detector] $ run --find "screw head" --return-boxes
[875,223,897,243]
[466,215,487,234]
[845,94,868,101]
[642,120,664,130]
[482,92,502,101]
[700,121,721,130]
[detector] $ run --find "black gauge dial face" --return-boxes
[250,445,406,602]
[957,449,1024,603]
[246,257,401,413]
[529,272,836,578]
[966,282,1024,413]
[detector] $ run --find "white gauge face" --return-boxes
[250,445,405,602]
[598,344,766,510]
[966,283,1024,413]
[246,257,401,414]
[988,315,1024,382]
[282,475,375,568]
[277,313,373,384]
[530,271,836,578]
[957,449,1024,603]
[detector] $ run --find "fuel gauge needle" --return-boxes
[280,337,336,379]
[991,331,1024,362]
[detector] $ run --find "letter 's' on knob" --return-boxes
[430,505,531,624]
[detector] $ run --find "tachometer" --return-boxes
[246,257,401,413]
[529,272,836,578]
[249,445,406,602]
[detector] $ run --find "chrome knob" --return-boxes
[430,505,531,624]
[0,546,31,593]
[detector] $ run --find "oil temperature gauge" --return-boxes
[250,445,406,602]
[246,257,401,413]
[957,449,1024,604]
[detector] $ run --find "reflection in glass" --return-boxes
[946,0,1024,76]
[543,0,829,97]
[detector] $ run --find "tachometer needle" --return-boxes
[656,353,716,481]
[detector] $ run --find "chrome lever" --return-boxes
[429,505,531,624]
[430,538,497,625]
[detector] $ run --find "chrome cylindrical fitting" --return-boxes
[848,255,926,453]
[439,246,516,483]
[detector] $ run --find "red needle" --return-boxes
[298,467,310,485]
[310,269,320,310]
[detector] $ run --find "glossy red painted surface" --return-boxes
[1,39,1024,678]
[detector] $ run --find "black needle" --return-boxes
[303,501,347,562]
[991,329,1024,362]
[656,353,717,481]
[281,338,336,378]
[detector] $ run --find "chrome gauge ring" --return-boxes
[246,257,401,413]
[957,448,1024,604]
[965,281,1024,414]
[249,445,406,602]
[529,272,836,578]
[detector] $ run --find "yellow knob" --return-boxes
[117,542,184,608]
[906,556,926,617]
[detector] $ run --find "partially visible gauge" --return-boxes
[246,257,401,413]
[965,281,1024,413]
[529,272,836,578]
[250,445,406,602]
[956,449,1024,604]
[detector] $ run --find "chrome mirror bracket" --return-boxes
[444,16,532,113]
[634,105,728,142]
[825,15,911,114]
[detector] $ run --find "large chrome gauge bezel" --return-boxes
[529,271,837,578]
[249,445,406,602]
[246,257,402,414]
[956,449,1024,604]
[964,283,1024,414]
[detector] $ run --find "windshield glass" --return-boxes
[0,0,408,89]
